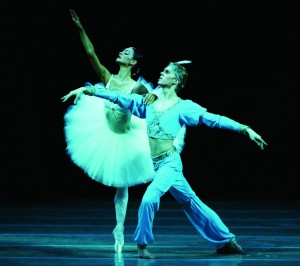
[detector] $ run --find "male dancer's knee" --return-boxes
[141,189,161,212]
[171,189,196,207]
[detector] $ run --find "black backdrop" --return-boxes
[1,0,299,202]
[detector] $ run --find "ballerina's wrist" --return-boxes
[84,85,96,96]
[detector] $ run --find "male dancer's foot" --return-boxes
[216,237,245,254]
[137,244,155,259]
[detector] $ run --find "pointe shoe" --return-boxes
[112,225,124,253]
[114,252,124,266]
[114,241,123,253]
[138,247,155,259]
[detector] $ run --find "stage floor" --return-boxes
[0,198,299,266]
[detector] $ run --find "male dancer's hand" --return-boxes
[246,127,268,150]
[144,93,157,105]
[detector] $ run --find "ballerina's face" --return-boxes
[116,47,135,65]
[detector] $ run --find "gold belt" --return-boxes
[151,146,177,163]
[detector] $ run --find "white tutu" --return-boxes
[63,94,155,187]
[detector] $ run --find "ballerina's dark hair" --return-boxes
[131,47,143,76]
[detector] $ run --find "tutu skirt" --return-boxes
[63,94,155,187]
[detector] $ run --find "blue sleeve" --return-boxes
[93,89,147,118]
[200,112,242,132]
[180,100,241,132]
[84,81,105,89]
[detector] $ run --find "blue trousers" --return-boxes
[133,151,235,248]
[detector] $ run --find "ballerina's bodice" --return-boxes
[104,75,136,133]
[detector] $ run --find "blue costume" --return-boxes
[90,87,243,248]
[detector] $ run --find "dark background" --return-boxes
[1,0,299,202]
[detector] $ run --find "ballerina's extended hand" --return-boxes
[61,87,86,104]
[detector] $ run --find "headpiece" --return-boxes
[169,60,192,88]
